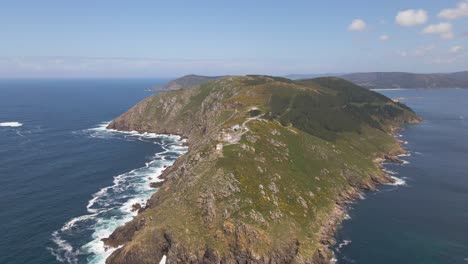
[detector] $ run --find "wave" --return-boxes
[382,168,398,175]
[0,121,23,127]
[338,239,352,249]
[397,153,411,157]
[49,122,188,264]
[386,176,407,186]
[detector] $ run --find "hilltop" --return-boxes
[105,75,419,263]
[149,74,225,91]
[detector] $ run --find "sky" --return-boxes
[1,0,467,78]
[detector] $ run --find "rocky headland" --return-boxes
[104,75,420,263]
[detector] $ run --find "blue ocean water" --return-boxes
[335,89,468,264]
[0,79,187,264]
[1,82,467,264]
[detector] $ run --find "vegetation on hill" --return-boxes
[150,74,225,91]
[105,75,419,263]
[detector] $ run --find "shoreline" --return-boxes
[316,124,417,263]
[101,76,422,263]
[102,122,415,264]
[50,123,188,264]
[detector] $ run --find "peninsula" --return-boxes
[104,75,419,263]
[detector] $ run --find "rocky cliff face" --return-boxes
[105,76,420,264]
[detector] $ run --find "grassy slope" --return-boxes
[105,76,419,263]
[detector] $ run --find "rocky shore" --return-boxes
[102,76,420,264]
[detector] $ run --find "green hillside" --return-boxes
[105,75,419,264]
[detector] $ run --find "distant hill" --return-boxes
[149,74,225,91]
[340,72,468,89]
[153,71,468,91]
[448,71,468,83]
[284,73,344,80]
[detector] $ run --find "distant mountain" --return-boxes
[284,73,342,80]
[153,71,468,91]
[340,72,468,89]
[286,71,468,89]
[149,74,225,91]
[448,71,468,83]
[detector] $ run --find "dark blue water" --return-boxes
[2,83,467,264]
[335,89,468,264]
[0,79,187,264]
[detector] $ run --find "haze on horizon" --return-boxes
[1,0,467,78]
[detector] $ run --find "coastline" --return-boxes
[101,121,417,264]
[101,76,421,264]
[50,123,188,264]
[316,123,419,263]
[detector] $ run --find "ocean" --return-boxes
[1,81,467,264]
[0,79,187,264]
[334,88,468,264]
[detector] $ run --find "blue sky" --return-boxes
[1,0,467,77]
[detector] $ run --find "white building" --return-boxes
[216,143,223,151]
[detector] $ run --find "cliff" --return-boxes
[105,75,420,263]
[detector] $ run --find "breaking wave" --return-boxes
[0,121,23,127]
[49,122,187,264]
[383,169,407,186]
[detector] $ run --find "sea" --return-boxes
[0,79,187,264]
[334,88,468,264]
[0,81,467,264]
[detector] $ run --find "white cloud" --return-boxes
[395,9,428,26]
[450,45,463,53]
[422,23,454,39]
[438,1,468,20]
[380,35,390,41]
[348,19,367,31]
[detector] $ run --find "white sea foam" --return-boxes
[49,231,80,264]
[335,239,352,254]
[398,153,411,157]
[358,193,366,200]
[387,176,407,186]
[50,122,188,264]
[338,239,352,249]
[382,168,398,175]
[0,121,23,127]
